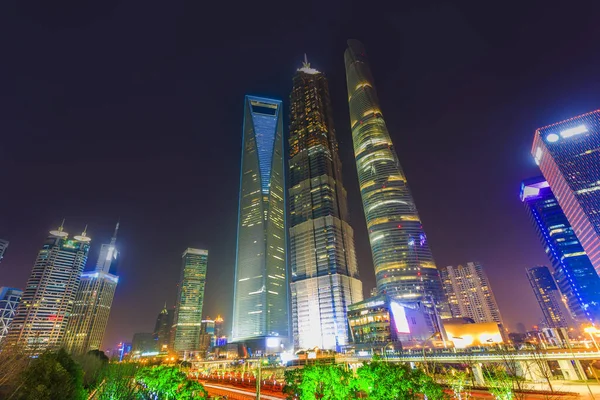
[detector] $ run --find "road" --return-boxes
[203,382,286,399]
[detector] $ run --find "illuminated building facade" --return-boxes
[232,96,288,348]
[0,287,22,343]
[0,239,8,264]
[344,40,446,319]
[153,304,174,353]
[520,177,600,323]
[525,266,569,329]
[532,110,600,274]
[173,248,208,355]
[64,223,120,355]
[288,56,363,351]
[132,332,156,355]
[6,224,90,352]
[440,262,503,324]
[347,295,431,349]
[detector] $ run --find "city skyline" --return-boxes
[2,3,600,348]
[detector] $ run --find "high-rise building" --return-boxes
[0,239,8,264]
[153,303,174,353]
[232,96,288,350]
[440,262,503,324]
[6,223,90,352]
[344,40,447,317]
[288,56,363,351]
[525,266,569,329]
[64,223,120,355]
[0,287,22,343]
[132,332,156,355]
[520,177,600,323]
[532,110,600,273]
[173,248,208,356]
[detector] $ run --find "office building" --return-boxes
[173,248,208,356]
[132,332,156,355]
[153,303,174,353]
[532,110,600,273]
[0,287,22,343]
[344,40,447,320]
[520,177,600,323]
[0,239,8,264]
[526,266,570,329]
[288,56,363,351]
[64,223,120,355]
[232,96,288,350]
[6,224,90,352]
[440,262,503,324]
[347,295,432,350]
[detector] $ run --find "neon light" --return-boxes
[560,124,587,138]
[534,147,543,165]
[546,133,559,143]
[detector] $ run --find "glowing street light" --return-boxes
[584,327,600,351]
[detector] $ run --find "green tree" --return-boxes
[94,362,140,400]
[136,365,208,399]
[12,348,85,400]
[75,350,110,389]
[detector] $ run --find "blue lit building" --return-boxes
[231,96,288,351]
[521,177,600,324]
[0,287,22,343]
[532,111,600,274]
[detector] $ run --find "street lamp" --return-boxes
[584,327,600,352]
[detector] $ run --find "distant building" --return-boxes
[64,223,120,355]
[153,303,173,353]
[526,266,570,329]
[132,332,156,355]
[231,96,288,351]
[0,287,22,343]
[214,315,224,338]
[0,239,8,264]
[6,223,90,353]
[173,248,208,356]
[532,110,600,273]
[347,295,432,350]
[440,262,503,324]
[520,177,600,323]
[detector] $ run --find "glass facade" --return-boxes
[173,248,208,354]
[344,40,447,318]
[440,262,503,324]
[6,226,90,353]
[153,304,174,353]
[64,223,120,355]
[0,287,22,343]
[533,110,600,274]
[288,59,363,351]
[520,177,600,324]
[525,266,569,329]
[232,96,288,344]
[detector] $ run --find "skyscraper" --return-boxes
[0,287,22,343]
[532,110,600,274]
[344,40,447,317]
[6,223,90,352]
[232,96,288,350]
[440,262,503,324]
[520,177,600,323]
[525,266,569,329]
[64,223,120,355]
[173,248,208,356]
[153,303,174,353]
[0,239,8,264]
[288,56,363,351]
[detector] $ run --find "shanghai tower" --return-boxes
[344,40,447,317]
[288,57,363,351]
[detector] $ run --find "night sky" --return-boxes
[1,1,600,351]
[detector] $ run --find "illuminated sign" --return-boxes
[546,133,559,143]
[534,147,543,165]
[560,124,587,138]
[390,302,410,334]
[266,337,280,348]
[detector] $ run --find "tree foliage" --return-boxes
[13,348,86,400]
[135,365,208,399]
[284,361,446,400]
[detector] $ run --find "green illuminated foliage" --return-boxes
[135,365,208,399]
